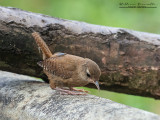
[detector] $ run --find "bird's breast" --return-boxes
[53,76,88,87]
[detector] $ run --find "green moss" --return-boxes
[0,61,11,68]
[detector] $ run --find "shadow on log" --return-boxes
[0,70,160,120]
[0,6,160,99]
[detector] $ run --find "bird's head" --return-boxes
[80,58,101,90]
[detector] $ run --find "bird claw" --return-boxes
[60,91,87,95]
[55,88,87,95]
[70,87,89,93]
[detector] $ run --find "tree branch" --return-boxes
[0,70,160,120]
[0,6,160,99]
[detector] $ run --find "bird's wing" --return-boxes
[37,53,77,79]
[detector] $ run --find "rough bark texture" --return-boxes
[0,70,160,120]
[0,6,160,99]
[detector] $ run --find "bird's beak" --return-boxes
[93,81,100,91]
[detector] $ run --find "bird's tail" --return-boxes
[32,32,53,59]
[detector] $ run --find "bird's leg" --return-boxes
[49,80,56,89]
[70,87,89,93]
[55,88,87,95]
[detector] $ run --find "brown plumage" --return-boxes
[32,32,101,95]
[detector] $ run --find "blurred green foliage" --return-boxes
[81,87,160,115]
[1,0,160,115]
[0,0,160,33]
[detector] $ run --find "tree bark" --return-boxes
[0,6,160,99]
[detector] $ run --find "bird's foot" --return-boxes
[55,88,87,95]
[70,87,89,93]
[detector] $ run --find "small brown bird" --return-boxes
[32,32,101,95]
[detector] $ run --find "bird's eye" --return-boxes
[87,73,91,77]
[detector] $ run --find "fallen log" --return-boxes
[0,70,160,120]
[0,6,160,99]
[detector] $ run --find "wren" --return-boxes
[32,32,101,95]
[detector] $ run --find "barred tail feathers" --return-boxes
[32,32,52,59]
